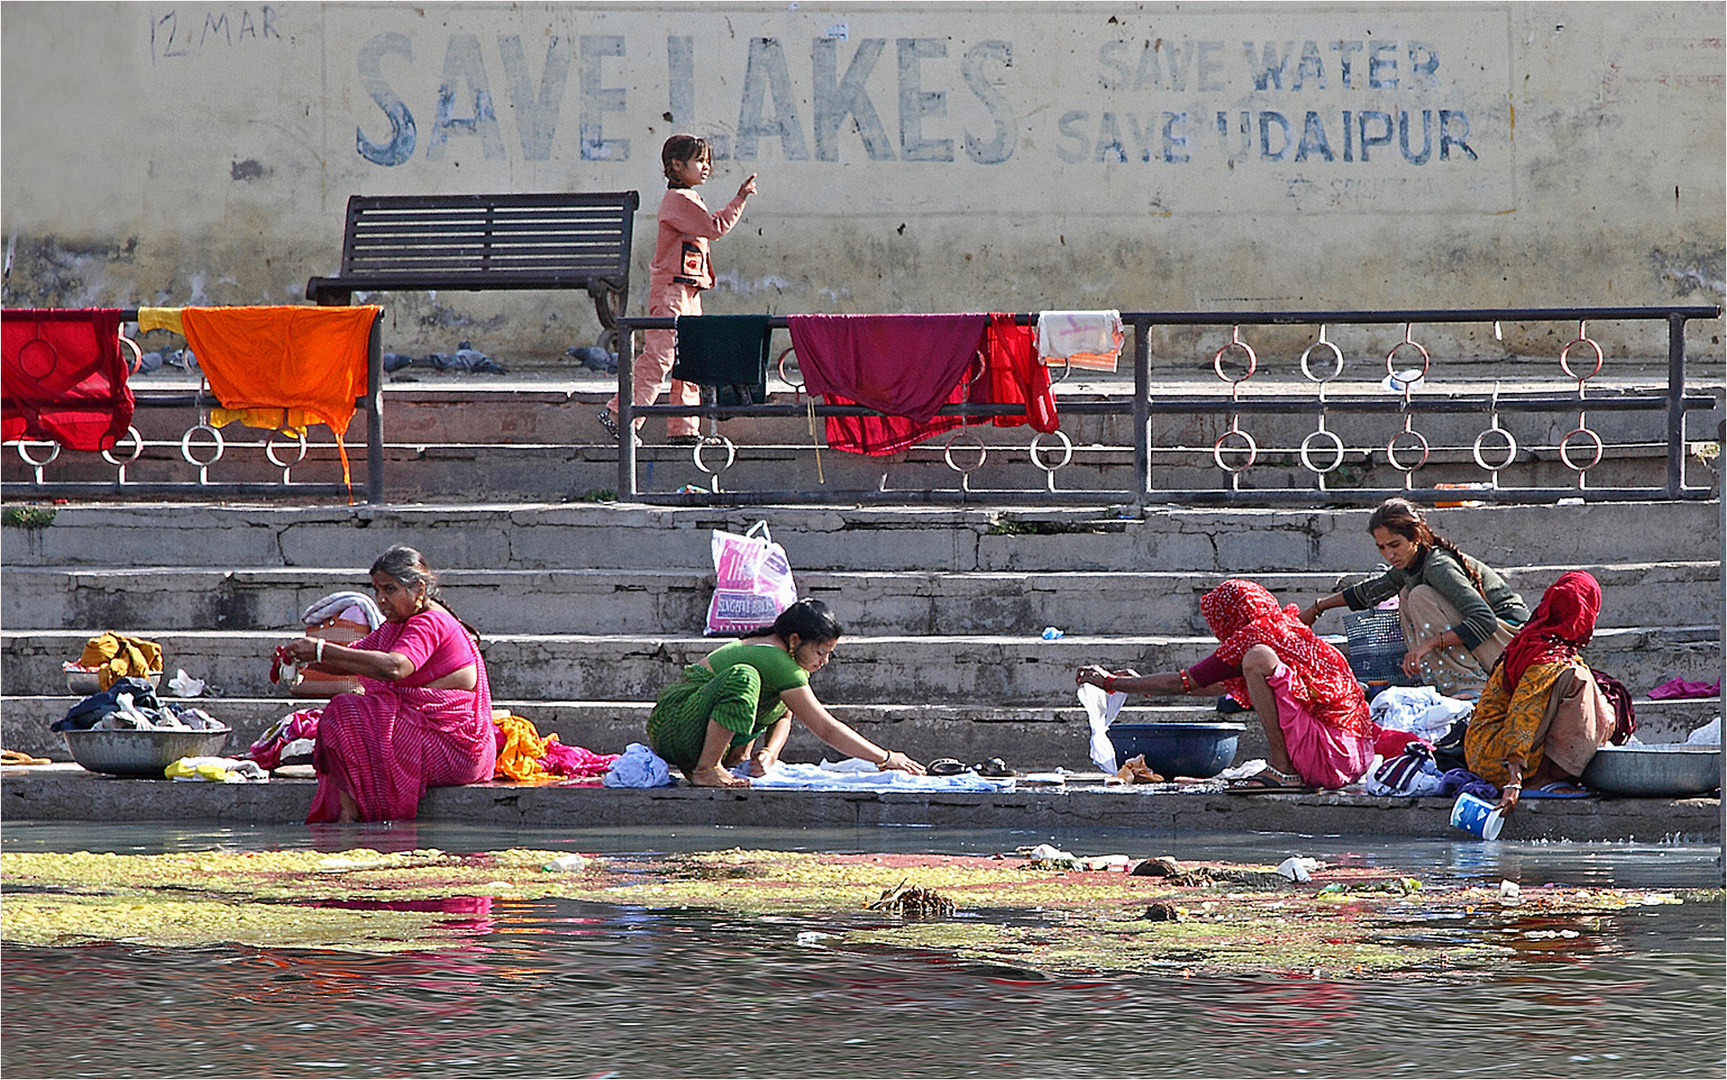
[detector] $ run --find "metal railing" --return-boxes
[616,305,1722,507]
[2,308,385,503]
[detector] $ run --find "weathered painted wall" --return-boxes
[2,2,1721,361]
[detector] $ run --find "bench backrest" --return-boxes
[337,191,640,289]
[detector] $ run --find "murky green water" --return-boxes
[3,823,1723,1078]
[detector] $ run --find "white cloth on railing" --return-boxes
[1036,310,1124,371]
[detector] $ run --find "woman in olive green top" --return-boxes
[647,599,926,788]
[1300,498,1529,699]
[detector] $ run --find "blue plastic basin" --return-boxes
[1108,722,1246,779]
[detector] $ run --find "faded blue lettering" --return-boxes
[1125,113,1155,162]
[1358,110,1393,160]
[1439,110,1476,160]
[1369,42,1399,89]
[1133,42,1164,90]
[579,35,628,161]
[1294,111,1334,161]
[813,38,894,161]
[898,38,953,162]
[1163,42,1194,91]
[1097,40,1131,90]
[1399,109,1432,164]
[1292,41,1326,90]
[736,38,809,160]
[962,41,1016,164]
[1056,110,1089,164]
[356,32,415,167]
[1259,111,1292,160]
[1196,40,1226,91]
[1245,41,1292,91]
[499,35,570,162]
[1095,111,1128,163]
[667,36,694,125]
[1330,41,1363,88]
[428,34,505,161]
[1407,42,1440,84]
[1162,112,1190,163]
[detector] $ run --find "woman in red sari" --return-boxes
[281,545,496,822]
[1078,579,1376,791]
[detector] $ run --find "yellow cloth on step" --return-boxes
[493,714,559,782]
[78,632,164,690]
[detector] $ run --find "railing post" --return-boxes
[1666,311,1688,498]
[1133,318,1150,511]
[617,322,637,499]
[365,310,384,504]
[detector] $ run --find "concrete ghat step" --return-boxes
[6,694,1717,767]
[3,562,1719,636]
[1,765,1717,842]
[2,501,1720,572]
[4,627,1718,704]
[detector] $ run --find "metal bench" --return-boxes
[305,191,640,347]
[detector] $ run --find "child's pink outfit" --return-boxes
[606,184,749,438]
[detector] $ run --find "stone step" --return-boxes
[5,626,1717,705]
[4,562,1719,635]
[6,693,1715,770]
[3,501,1718,572]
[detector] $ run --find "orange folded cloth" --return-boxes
[177,306,379,485]
[77,632,164,690]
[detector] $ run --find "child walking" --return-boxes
[600,134,757,444]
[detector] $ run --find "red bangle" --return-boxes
[1103,675,1117,693]
[1178,669,1193,692]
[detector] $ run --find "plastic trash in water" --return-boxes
[1041,626,1065,640]
[543,854,589,873]
[1275,856,1318,882]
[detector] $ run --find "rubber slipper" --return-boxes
[1226,768,1316,795]
[927,758,966,776]
[1519,781,1593,799]
[973,757,1014,778]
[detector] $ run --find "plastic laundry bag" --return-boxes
[705,521,797,636]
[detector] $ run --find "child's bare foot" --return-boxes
[689,765,750,788]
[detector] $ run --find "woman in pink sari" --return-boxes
[280,545,496,822]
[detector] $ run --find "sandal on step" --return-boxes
[927,758,966,776]
[1226,767,1316,795]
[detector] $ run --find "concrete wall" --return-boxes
[2,2,1721,361]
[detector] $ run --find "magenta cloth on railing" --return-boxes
[1,308,135,451]
[787,313,988,423]
[1646,676,1722,699]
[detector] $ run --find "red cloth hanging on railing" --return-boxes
[1,308,135,451]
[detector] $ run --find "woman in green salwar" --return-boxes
[647,599,926,788]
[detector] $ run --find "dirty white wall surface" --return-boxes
[2,2,1721,361]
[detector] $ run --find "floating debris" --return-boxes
[867,877,956,918]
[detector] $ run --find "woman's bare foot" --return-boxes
[689,765,751,788]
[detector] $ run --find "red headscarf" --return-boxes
[1498,570,1602,691]
[1199,579,1373,737]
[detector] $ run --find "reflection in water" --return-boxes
[2,824,1722,1078]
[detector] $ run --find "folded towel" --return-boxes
[1036,310,1124,372]
[744,758,1016,792]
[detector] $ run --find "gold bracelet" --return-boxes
[877,751,893,768]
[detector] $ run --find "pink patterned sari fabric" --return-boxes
[1200,579,1373,739]
[307,612,496,823]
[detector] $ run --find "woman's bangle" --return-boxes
[315,639,325,663]
[1178,669,1193,692]
[877,751,894,769]
[1103,675,1117,693]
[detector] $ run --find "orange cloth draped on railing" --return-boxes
[1,308,135,451]
[174,305,378,484]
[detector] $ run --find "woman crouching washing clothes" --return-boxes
[647,599,925,787]
[1466,571,1616,812]
[1300,498,1529,699]
[1079,579,1376,791]
[278,545,496,823]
